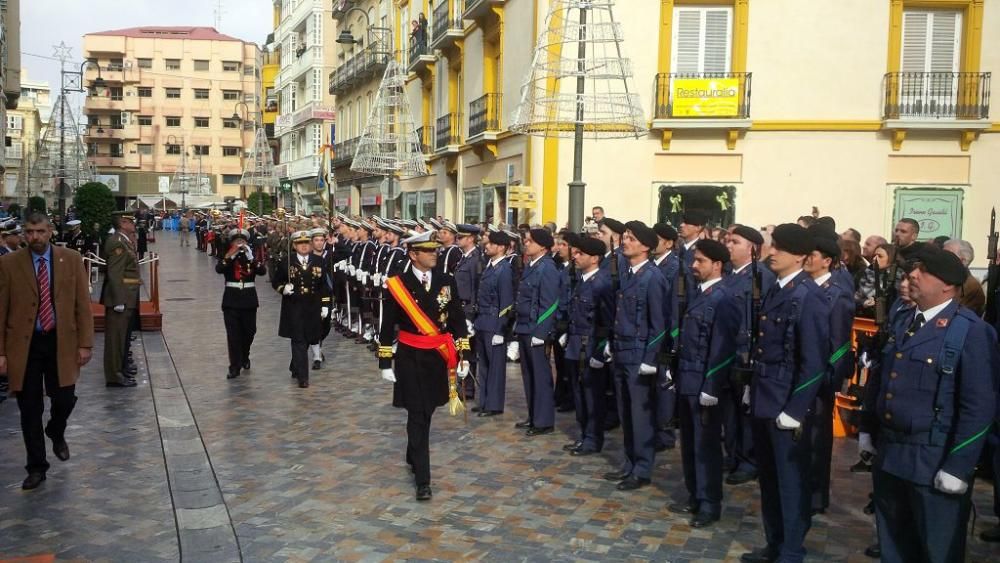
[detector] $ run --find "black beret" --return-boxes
[488,231,510,246]
[599,218,627,235]
[625,220,658,251]
[916,246,967,286]
[681,209,709,227]
[563,232,580,248]
[817,216,836,231]
[731,224,764,246]
[771,223,813,256]
[653,223,678,241]
[576,237,606,257]
[529,228,554,249]
[808,225,840,259]
[695,239,730,263]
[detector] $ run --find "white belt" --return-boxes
[225,281,256,289]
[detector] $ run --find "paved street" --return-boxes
[1,231,997,562]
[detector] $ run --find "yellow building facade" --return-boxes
[4,71,49,203]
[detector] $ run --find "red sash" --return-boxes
[385,275,458,368]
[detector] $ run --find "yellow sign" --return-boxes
[671,78,741,117]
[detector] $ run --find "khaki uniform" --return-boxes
[100,233,140,383]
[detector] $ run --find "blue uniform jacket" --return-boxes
[474,257,514,334]
[815,274,856,388]
[610,260,668,366]
[565,268,612,362]
[724,262,777,363]
[676,280,741,398]
[863,301,998,485]
[514,254,561,339]
[654,252,681,347]
[454,247,482,318]
[749,271,832,421]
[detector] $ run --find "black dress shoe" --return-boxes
[21,472,46,490]
[124,366,138,375]
[667,502,697,515]
[477,410,502,417]
[416,485,432,501]
[52,440,70,462]
[563,441,583,451]
[556,405,575,413]
[863,543,881,558]
[690,512,720,528]
[312,360,321,370]
[740,547,778,563]
[616,476,650,491]
[298,380,309,388]
[242,360,251,370]
[471,406,482,413]
[226,371,240,380]
[980,525,1000,542]
[569,447,599,457]
[514,420,533,429]
[654,443,675,453]
[526,426,554,436]
[603,421,621,432]
[726,471,758,485]
[106,379,138,388]
[603,470,630,482]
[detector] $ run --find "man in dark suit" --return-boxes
[217,228,267,380]
[378,231,471,501]
[0,213,95,490]
[272,230,330,388]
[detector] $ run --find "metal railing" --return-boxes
[332,136,360,166]
[463,0,501,18]
[415,126,433,155]
[431,1,464,45]
[653,72,752,119]
[882,72,991,120]
[408,37,432,70]
[436,113,463,150]
[328,45,392,95]
[469,93,502,137]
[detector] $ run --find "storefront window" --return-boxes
[464,186,497,225]
[402,190,436,220]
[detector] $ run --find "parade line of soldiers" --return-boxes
[194,207,1000,563]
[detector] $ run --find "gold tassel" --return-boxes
[447,368,464,416]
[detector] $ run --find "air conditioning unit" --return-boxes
[120,112,130,125]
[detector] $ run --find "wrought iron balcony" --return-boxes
[415,126,433,156]
[430,1,465,49]
[652,72,752,121]
[328,45,392,95]
[882,72,990,120]
[331,0,355,20]
[468,93,502,139]
[408,38,436,74]
[435,113,463,152]
[463,0,504,20]
[332,136,360,167]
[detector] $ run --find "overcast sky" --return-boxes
[22,0,273,105]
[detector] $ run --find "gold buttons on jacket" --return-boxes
[885,393,893,400]
[895,352,902,359]
[884,412,892,420]
[890,372,898,379]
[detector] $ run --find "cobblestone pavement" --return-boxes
[1,231,997,562]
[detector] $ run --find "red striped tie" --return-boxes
[37,258,56,332]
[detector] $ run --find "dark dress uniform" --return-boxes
[675,278,740,520]
[514,254,562,430]
[565,267,612,452]
[454,246,483,397]
[378,268,470,489]
[65,231,90,256]
[607,260,668,482]
[862,300,998,563]
[435,244,462,277]
[272,252,329,386]
[748,271,831,563]
[474,257,514,413]
[653,251,680,450]
[216,248,266,378]
[809,272,856,513]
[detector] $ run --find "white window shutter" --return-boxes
[703,9,732,74]
[929,11,960,73]
[901,10,961,73]
[901,11,928,72]
[673,8,702,74]
[672,7,733,74]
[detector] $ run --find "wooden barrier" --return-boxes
[91,254,162,332]
[834,317,878,437]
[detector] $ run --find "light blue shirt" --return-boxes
[31,245,54,331]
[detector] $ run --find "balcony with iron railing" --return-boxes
[84,124,140,141]
[415,126,433,157]
[463,0,505,20]
[332,136,360,167]
[435,113,463,153]
[430,1,465,50]
[468,93,503,140]
[331,0,355,20]
[882,72,991,121]
[329,45,392,96]
[408,36,436,74]
[84,95,140,112]
[652,72,752,122]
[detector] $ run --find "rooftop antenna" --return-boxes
[213,0,225,30]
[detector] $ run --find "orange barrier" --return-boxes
[834,317,878,437]
[91,254,162,332]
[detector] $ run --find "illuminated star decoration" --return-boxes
[52,41,73,64]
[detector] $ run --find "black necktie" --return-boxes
[904,313,925,342]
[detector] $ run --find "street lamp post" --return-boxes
[166,134,187,210]
[232,101,254,205]
[61,59,104,218]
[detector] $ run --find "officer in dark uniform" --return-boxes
[272,230,330,388]
[596,218,628,431]
[667,239,740,528]
[377,231,471,501]
[804,226,856,515]
[453,224,482,398]
[513,228,561,436]
[216,228,266,380]
[860,246,998,563]
[309,227,334,368]
[474,230,514,417]
[430,219,462,277]
[561,236,611,455]
[601,221,668,492]
[651,223,681,451]
[741,224,831,563]
[678,210,710,302]
[62,220,89,255]
[722,225,775,485]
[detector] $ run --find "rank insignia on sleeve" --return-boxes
[936,318,949,328]
[114,247,123,255]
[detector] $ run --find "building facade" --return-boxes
[82,26,261,205]
[272,0,339,213]
[1,0,22,176]
[4,71,49,203]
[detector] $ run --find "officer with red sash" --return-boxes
[378,231,471,501]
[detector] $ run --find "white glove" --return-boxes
[334,261,343,271]
[603,342,611,359]
[380,368,396,383]
[860,351,872,369]
[662,369,673,385]
[372,273,382,286]
[699,392,719,407]
[456,360,470,380]
[321,307,330,319]
[113,304,125,313]
[356,270,365,283]
[858,432,877,456]
[531,336,545,347]
[933,470,968,495]
[775,411,801,430]
[742,386,751,406]
[639,363,657,375]
[348,265,356,275]
[558,334,568,348]
[589,357,605,369]
[466,320,476,337]
[507,341,520,361]
[282,283,294,295]
[492,334,505,346]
